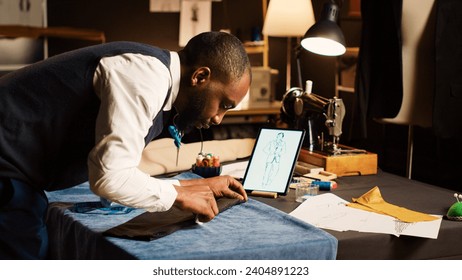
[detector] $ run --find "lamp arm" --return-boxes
[295,44,304,88]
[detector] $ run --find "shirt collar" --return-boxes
[164,51,181,111]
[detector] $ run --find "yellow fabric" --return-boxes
[347,186,438,223]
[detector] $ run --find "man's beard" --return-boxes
[175,92,207,133]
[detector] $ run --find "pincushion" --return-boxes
[447,193,462,221]
[192,153,222,178]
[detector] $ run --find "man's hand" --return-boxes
[179,175,248,201]
[203,175,248,201]
[173,185,218,222]
[173,175,248,222]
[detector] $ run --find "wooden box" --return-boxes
[297,146,378,177]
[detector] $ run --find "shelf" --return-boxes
[0,64,30,72]
[0,25,106,74]
[0,25,106,43]
[242,0,269,67]
[222,101,281,124]
[227,101,281,116]
[244,44,266,54]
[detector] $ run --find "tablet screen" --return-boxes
[242,127,305,195]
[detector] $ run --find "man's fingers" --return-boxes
[206,192,219,215]
[229,177,248,201]
[222,188,245,200]
[174,186,221,222]
[197,192,218,222]
[212,199,219,216]
[227,183,248,201]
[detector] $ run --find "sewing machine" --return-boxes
[280,80,362,155]
[279,81,377,176]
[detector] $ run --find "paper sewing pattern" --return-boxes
[290,193,442,239]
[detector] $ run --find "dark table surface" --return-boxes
[253,170,462,259]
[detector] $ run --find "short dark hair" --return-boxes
[179,31,251,84]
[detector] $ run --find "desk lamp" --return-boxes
[280,0,352,155]
[262,0,315,91]
[295,0,346,87]
[301,0,346,56]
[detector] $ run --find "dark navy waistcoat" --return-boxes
[0,42,172,191]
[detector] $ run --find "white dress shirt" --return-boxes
[88,51,181,212]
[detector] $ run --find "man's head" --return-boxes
[175,31,251,132]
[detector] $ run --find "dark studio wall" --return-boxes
[48,0,263,52]
[47,0,360,101]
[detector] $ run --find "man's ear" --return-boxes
[191,67,211,86]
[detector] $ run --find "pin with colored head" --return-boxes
[168,125,183,148]
[168,125,183,166]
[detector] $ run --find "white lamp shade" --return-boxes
[262,0,315,37]
[301,37,346,56]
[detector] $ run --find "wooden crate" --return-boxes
[297,146,378,177]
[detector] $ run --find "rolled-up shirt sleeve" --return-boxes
[88,53,178,212]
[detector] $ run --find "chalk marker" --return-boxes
[310,180,337,191]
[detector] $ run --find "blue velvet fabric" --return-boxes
[45,176,337,260]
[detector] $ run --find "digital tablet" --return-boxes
[242,127,305,196]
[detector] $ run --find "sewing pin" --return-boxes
[176,146,180,166]
[168,125,183,167]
